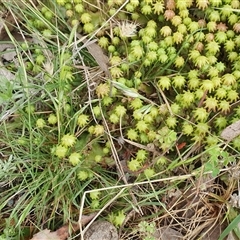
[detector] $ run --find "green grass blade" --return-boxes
[218,214,240,240]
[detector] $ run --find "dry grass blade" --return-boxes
[76,33,111,79]
[161,177,226,239]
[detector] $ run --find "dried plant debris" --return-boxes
[30,228,62,240]
[164,182,225,239]
[76,33,111,78]
[201,222,224,240]
[0,9,16,40]
[30,213,97,240]
[229,193,240,208]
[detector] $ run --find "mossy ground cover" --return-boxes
[0,0,240,239]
